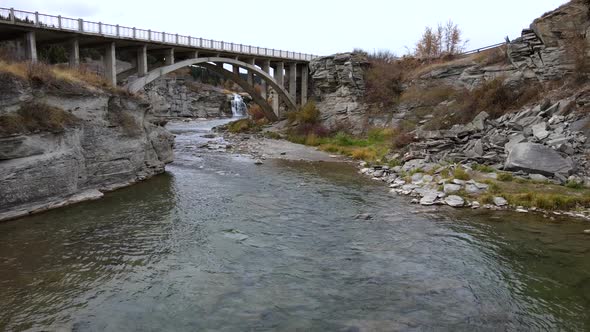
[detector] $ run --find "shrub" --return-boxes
[365,55,404,107]
[497,172,514,182]
[565,179,584,189]
[227,118,258,133]
[287,100,320,125]
[248,104,266,121]
[392,131,415,149]
[304,133,320,146]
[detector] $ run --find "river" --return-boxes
[0,119,589,331]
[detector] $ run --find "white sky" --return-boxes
[3,0,568,56]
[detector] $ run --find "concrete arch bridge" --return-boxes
[0,7,315,120]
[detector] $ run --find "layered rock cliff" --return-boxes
[143,77,233,119]
[0,75,174,222]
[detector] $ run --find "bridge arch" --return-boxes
[126,57,298,120]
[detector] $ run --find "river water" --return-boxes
[0,119,589,331]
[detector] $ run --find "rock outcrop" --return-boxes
[143,77,233,119]
[0,76,174,222]
[309,53,369,134]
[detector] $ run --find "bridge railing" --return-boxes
[0,7,317,61]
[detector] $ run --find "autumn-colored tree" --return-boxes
[415,20,465,59]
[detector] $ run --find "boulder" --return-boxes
[504,134,527,153]
[529,174,549,182]
[494,197,508,207]
[420,191,441,206]
[532,122,550,140]
[444,183,462,194]
[504,143,573,176]
[445,195,465,207]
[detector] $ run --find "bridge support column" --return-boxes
[164,48,174,65]
[274,62,284,86]
[24,31,37,63]
[137,45,148,77]
[104,42,116,86]
[68,38,79,67]
[301,64,308,105]
[233,64,240,75]
[245,58,255,85]
[261,59,270,100]
[288,63,297,101]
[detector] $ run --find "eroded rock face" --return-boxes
[505,142,573,176]
[143,77,232,119]
[0,83,174,222]
[309,53,369,134]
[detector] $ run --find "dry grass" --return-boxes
[0,102,79,136]
[0,60,114,93]
[399,84,458,106]
[472,46,508,66]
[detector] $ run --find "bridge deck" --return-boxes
[0,7,315,63]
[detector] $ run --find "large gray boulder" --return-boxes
[504,143,573,176]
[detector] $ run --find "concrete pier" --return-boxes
[68,38,79,67]
[261,59,270,100]
[137,45,148,77]
[245,58,255,85]
[104,42,116,85]
[300,65,308,105]
[288,63,297,101]
[274,62,284,87]
[164,48,174,65]
[24,31,37,63]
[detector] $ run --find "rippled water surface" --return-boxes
[1,119,589,331]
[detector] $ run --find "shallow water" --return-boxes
[0,119,589,331]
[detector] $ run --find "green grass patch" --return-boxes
[227,118,260,134]
[497,172,514,182]
[472,164,495,173]
[453,167,471,181]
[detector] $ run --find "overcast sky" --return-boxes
[4,0,568,56]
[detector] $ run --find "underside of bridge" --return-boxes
[0,16,311,120]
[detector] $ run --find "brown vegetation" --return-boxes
[0,60,119,94]
[0,102,79,136]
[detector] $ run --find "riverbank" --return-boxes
[219,124,590,225]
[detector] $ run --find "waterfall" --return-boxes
[231,94,247,117]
